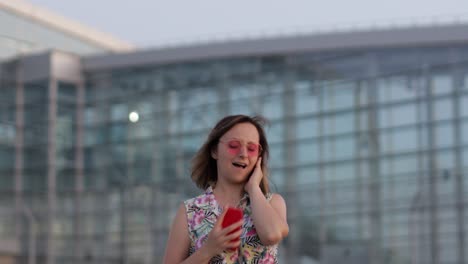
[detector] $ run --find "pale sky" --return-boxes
[26,0,468,48]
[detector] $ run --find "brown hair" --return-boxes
[191,115,270,195]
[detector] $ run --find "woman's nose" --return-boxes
[238,146,248,157]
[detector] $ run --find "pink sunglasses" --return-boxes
[219,139,262,157]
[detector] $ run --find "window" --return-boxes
[333,82,355,110]
[381,128,418,153]
[334,162,355,182]
[334,113,355,135]
[263,93,283,119]
[461,96,468,117]
[297,118,316,139]
[381,155,419,176]
[269,144,284,168]
[266,121,283,144]
[463,121,468,145]
[297,140,318,165]
[432,74,453,96]
[435,123,454,147]
[433,98,453,121]
[324,113,354,136]
[378,76,417,103]
[111,103,128,121]
[297,166,320,186]
[379,104,417,129]
[334,136,355,160]
[110,124,126,142]
[295,80,319,115]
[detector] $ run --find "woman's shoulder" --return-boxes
[265,192,287,205]
[183,189,213,208]
[265,191,282,201]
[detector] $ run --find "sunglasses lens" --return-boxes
[228,140,241,149]
[247,143,258,153]
[223,140,261,157]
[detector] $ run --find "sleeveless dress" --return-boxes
[184,186,278,264]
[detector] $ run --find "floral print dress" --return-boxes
[184,186,278,264]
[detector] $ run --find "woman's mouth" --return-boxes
[232,162,247,169]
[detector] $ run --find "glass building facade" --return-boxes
[1,24,468,264]
[0,0,133,60]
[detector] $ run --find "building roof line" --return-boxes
[151,14,468,50]
[0,0,134,52]
[83,23,468,71]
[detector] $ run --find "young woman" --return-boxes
[163,115,289,263]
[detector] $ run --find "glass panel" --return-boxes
[297,118,316,139]
[437,150,454,170]
[295,80,319,115]
[463,121,468,145]
[381,128,418,153]
[131,119,154,139]
[382,155,419,176]
[111,103,128,122]
[358,110,368,131]
[465,74,468,90]
[334,113,354,135]
[334,136,355,160]
[322,81,335,113]
[438,207,458,263]
[297,140,318,165]
[0,9,104,56]
[393,174,418,200]
[464,147,468,205]
[357,81,368,106]
[263,92,283,119]
[110,124,127,143]
[461,95,468,117]
[334,162,355,182]
[435,123,454,147]
[23,82,48,192]
[432,74,452,96]
[269,144,284,168]
[433,98,453,121]
[379,103,417,129]
[324,113,354,136]
[333,81,355,110]
[229,83,256,115]
[297,166,320,186]
[266,121,283,144]
[0,82,15,191]
[378,76,417,103]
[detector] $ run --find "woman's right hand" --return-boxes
[201,206,243,257]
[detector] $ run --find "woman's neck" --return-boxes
[212,181,245,208]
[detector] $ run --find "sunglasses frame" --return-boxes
[218,139,263,157]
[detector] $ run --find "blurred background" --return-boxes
[1,0,468,263]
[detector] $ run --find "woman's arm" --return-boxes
[247,187,289,245]
[245,158,289,245]
[163,203,192,263]
[163,203,244,264]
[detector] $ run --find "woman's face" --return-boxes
[212,122,261,184]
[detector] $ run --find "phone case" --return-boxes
[222,207,243,228]
[221,207,243,250]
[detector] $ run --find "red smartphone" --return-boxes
[221,207,243,250]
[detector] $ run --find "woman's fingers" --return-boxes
[225,228,243,241]
[256,157,262,168]
[226,239,241,250]
[215,205,230,229]
[220,220,243,235]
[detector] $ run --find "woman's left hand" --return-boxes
[245,157,263,193]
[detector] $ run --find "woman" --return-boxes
[163,115,289,263]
